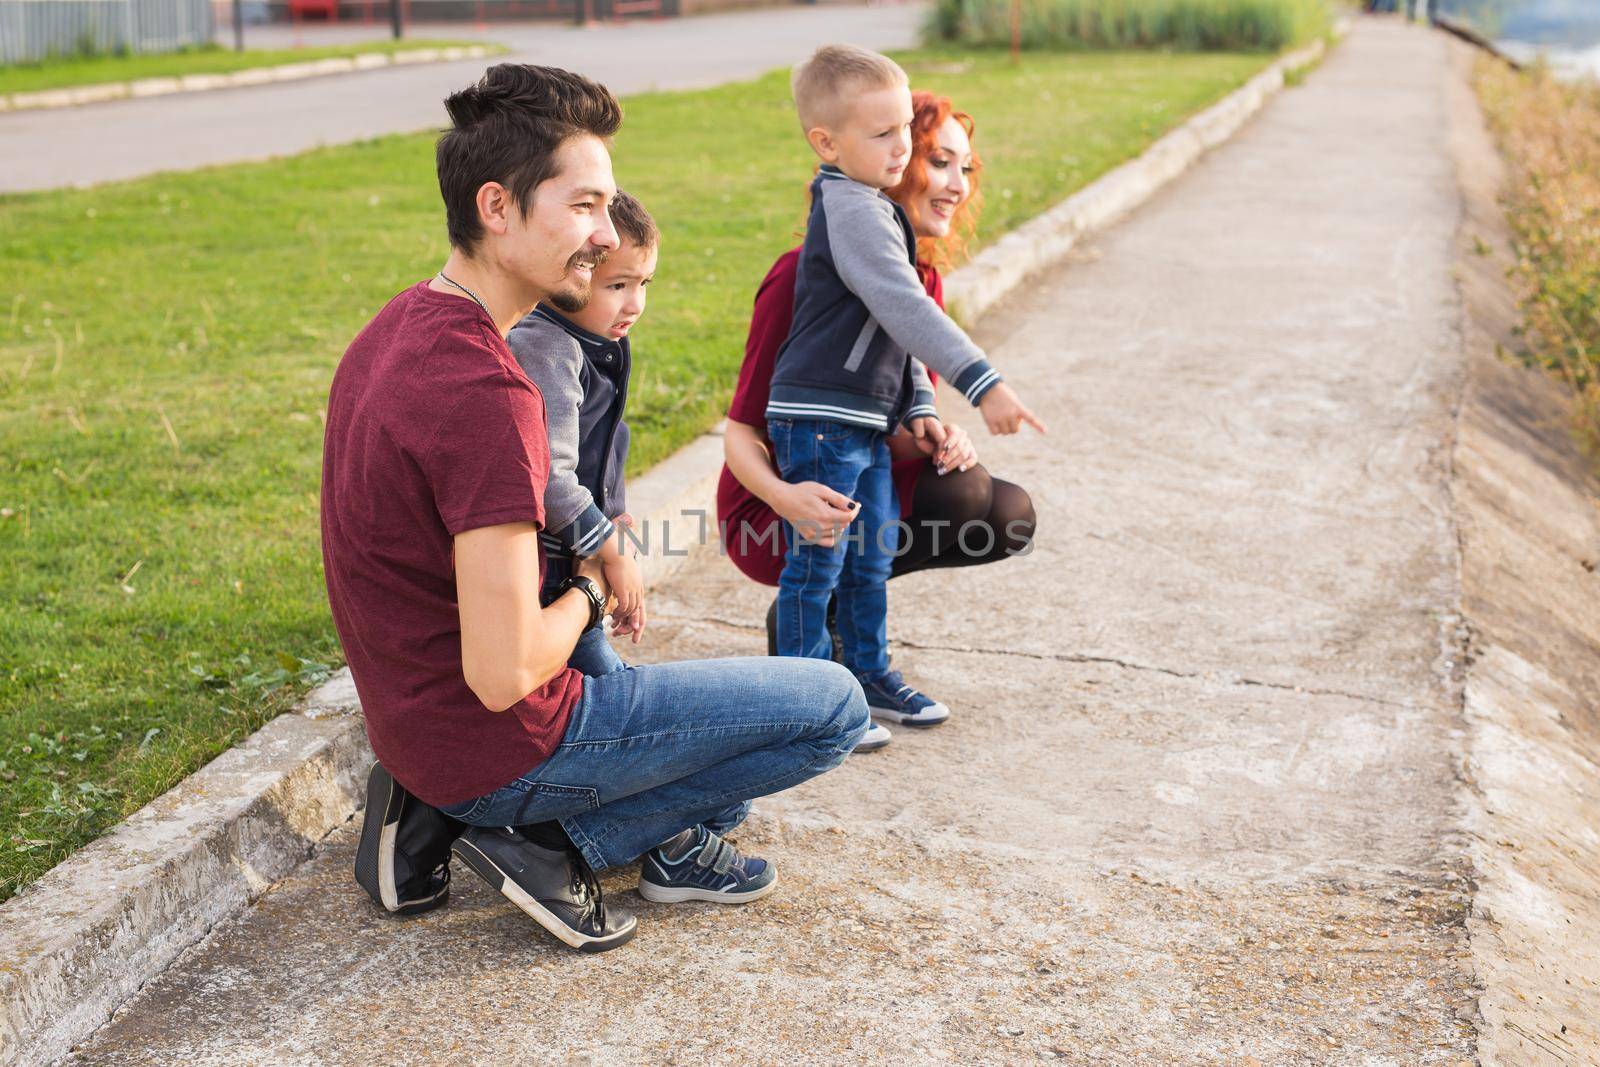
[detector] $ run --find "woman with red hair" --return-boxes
[718,90,1038,727]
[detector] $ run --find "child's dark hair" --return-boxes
[609,190,659,250]
[437,64,623,254]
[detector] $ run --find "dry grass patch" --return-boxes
[1476,55,1600,461]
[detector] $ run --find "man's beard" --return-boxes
[547,244,608,314]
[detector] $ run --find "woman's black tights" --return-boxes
[763,463,1036,655]
[890,463,1036,578]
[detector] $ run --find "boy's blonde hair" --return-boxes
[790,44,908,133]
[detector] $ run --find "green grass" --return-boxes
[0,39,501,96]
[927,0,1329,51]
[0,47,1267,900]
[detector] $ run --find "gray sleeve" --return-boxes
[904,359,938,426]
[823,184,1003,407]
[505,319,601,543]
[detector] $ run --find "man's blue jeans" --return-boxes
[439,656,868,871]
[766,418,896,678]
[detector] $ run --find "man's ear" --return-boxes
[476,181,514,238]
[806,126,838,163]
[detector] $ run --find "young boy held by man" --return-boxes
[506,189,658,676]
[765,45,1045,748]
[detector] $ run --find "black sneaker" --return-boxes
[353,761,459,916]
[450,826,638,953]
[765,596,844,663]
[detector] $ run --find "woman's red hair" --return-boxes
[886,90,984,273]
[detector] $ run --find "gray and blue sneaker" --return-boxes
[859,669,951,728]
[638,826,778,904]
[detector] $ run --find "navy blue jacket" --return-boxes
[766,165,1002,431]
[505,305,631,596]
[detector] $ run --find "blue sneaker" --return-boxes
[638,826,778,904]
[859,669,950,728]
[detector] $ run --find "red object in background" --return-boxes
[289,0,339,20]
[608,0,664,19]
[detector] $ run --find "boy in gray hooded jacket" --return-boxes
[765,46,1044,740]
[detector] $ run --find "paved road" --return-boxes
[67,19,1481,1064]
[0,3,922,193]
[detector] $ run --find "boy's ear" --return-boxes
[806,126,838,163]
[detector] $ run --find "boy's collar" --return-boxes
[533,303,615,347]
[816,163,886,194]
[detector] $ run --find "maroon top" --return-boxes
[322,282,583,808]
[717,248,942,586]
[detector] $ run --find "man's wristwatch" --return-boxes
[559,575,606,631]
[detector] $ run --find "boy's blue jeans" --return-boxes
[567,622,627,678]
[766,418,897,678]
[439,656,867,871]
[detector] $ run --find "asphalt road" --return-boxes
[0,2,923,193]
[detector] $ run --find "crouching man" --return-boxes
[320,63,868,953]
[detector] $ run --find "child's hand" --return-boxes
[977,382,1047,436]
[601,553,645,642]
[908,415,947,453]
[609,601,648,644]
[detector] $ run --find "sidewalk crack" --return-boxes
[648,610,1417,710]
[889,636,1416,709]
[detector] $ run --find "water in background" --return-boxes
[1433,0,1600,78]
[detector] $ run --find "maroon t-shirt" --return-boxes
[716,248,943,586]
[321,282,584,808]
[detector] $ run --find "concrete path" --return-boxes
[66,19,1481,1065]
[0,2,922,194]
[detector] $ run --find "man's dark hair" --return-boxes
[437,64,623,254]
[609,190,659,250]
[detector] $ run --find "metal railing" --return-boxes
[0,0,214,63]
[0,0,676,63]
[210,0,670,50]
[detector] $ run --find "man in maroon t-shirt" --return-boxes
[323,64,868,953]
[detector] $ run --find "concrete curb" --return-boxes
[0,31,1337,1067]
[2,45,495,113]
[0,675,370,1067]
[627,419,732,591]
[1432,14,1522,70]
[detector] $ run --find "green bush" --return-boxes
[927,0,1329,52]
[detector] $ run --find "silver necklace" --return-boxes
[437,271,490,318]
